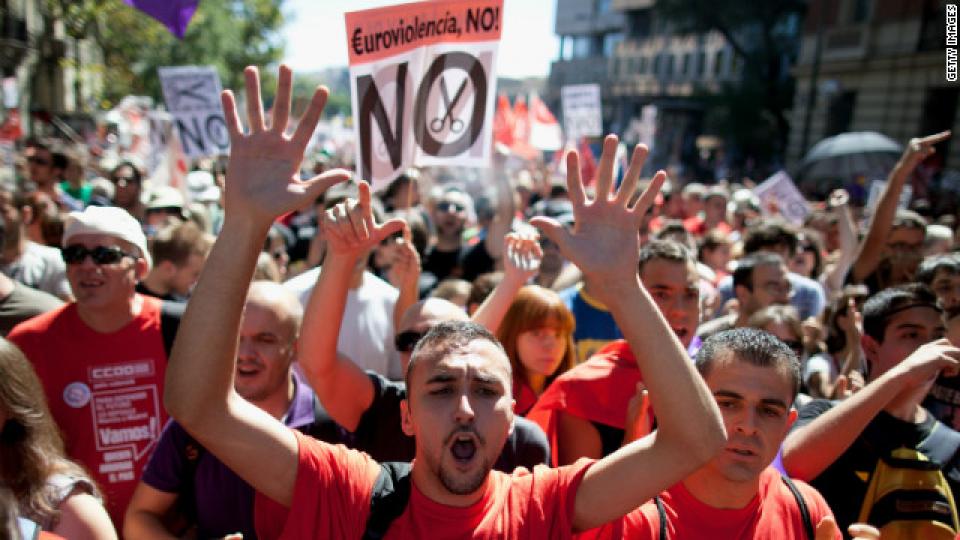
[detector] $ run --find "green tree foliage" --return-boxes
[655,0,806,165]
[89,0,285,108]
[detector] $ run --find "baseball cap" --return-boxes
[62,206,152,269]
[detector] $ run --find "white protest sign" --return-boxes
[561,83,602,141]
[865,179,912,213]
[753,170,810,226]
[158,66,230,158]
[346,0,503,189]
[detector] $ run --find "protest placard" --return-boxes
[561,83,602,141]
[346,0,503,189]
[158,66,230,158]
[753,170,810,226]
[865,179,912,214]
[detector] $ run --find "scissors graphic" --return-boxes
[429,77,468,134]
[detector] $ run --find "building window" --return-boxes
[653,54,661,75]
[697,51,706,76]
[849,0,872,24]
[603,32,624,56]
[596,0,612,14]
[714,49,726,77]
[824,91,857,137]
[638,56,647,74]
[665,55,675,77]
[682,53,692,77]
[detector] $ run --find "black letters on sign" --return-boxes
[356,62,409,182]
[413,52,487,157]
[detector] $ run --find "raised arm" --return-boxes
[483,151,516,261]
[299,182,405,431]
[531,136,726,532]
[163,66,350,506]
[389,224,422,331]
[471,232,541,333]
[851,131,950,283]
[821,189,857,296]
[782,339,960,481]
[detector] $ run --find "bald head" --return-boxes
[246,280,303,337]
[398,297,468,333]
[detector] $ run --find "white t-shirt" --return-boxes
[1,241,72,300]
[285,268,402,379]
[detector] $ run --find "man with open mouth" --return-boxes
[163,66,726,539]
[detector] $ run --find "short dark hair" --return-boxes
[111,161,143,184]
[742,220,799,256]
[150,222,211,266]
[862,283,941,343]
[695,328,801,402]
[405,320,508,390]
[653,221,695,252]
[733,252,784,292]
[468,272,503,308]
[639,239,694,274]
[916,253,960,286]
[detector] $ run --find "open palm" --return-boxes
[531,135,665,282]
[221,65,350,226]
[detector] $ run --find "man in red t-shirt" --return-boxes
[580,328,882,539]
[163,65,726,539]
[9,205,169,528]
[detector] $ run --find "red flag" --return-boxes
[528,94,562,151]
[492,94,514,147]
[578,137,598,186]
[512,96,530,144]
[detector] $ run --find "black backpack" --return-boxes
[363,461,413,540]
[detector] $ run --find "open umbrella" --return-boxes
[794,131,903,198]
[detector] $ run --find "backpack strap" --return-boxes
[782,475,815,540]
[363,461,412,540]
[159,300,184,357]
[655,496,668,540]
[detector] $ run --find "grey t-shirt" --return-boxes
[1,242,72,300]
[0,281,63,335]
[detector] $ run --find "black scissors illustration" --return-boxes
[429,77,468,134]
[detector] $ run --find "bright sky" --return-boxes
[281,0,559,79]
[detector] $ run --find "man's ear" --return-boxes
[134,257,150,281]
[400,398,415,437]
[861,333,880,374]
[733,283,750,305]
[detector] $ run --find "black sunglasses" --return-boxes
[438,201,465,213]
[62,245,136,265]
[394,330,426,353]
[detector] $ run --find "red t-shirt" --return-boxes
[8,296,169,527]
[579,467,837,539]
[255,430,594,539]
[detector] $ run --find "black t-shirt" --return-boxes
[136,282,187,303]
[459,239,496,283]
[793,399,960,531]
[422,246,463,283]
[309,372,550,471]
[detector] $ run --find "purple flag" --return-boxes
[123,0,199,39]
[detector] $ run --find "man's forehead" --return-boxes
[418,340,511,380]
[641,259,698,287]
[707,355,794,403]
[886,306,943,332]
[68,233,127,248]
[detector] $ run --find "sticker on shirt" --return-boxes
[91,384,162,483]
[63,381,92,408]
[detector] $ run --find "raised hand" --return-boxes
[323,181,406,261]
[900,130,952,170]
[387,225,421,290]
[503,231,542,284]
[530,135,666,286]
[221,65,350,227]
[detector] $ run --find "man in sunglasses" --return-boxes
[9,205,180,528]
[164,66,723,539]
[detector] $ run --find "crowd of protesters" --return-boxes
[4,64,960,540]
